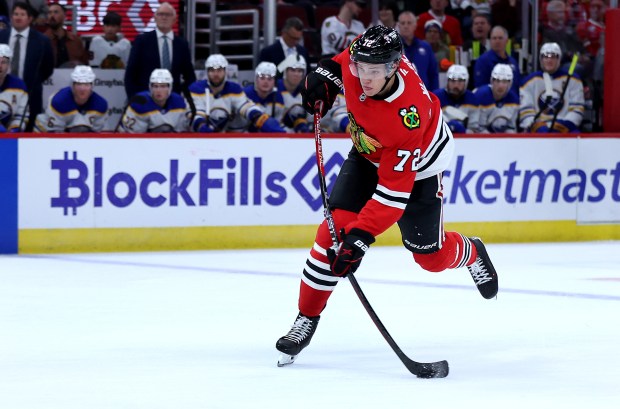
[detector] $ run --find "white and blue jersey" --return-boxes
[433,88,480,133]
[276,79,310,133]
[189,79,285,133]
[0,74,29,132]
[474,85,520,133]
[119,91,189,133]
[519,68,585,132]
[35,86,108,133]
[243,84,286,132]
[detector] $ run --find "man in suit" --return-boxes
[0,1,54,132]
[258,17,310,75]
[124,1,196,99]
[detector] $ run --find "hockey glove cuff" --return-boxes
[552,119,576,133]
[327,228,375,277]
[301,58,343,117]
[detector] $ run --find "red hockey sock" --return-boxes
[297,209,358,316]
[413,232,477,272]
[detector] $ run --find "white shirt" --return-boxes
[279,37,297,57]
[156,28,173,68]
[9,27,29,79]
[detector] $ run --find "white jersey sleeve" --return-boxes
[320,16,365,56]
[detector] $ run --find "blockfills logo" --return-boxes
[49,151,345,215]
[291,152,344,211]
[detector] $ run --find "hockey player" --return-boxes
[119,69,189,133]
[320,91,350,134]
[277,53,310,133]
[0,44,28,132]
[243,62,286,132]
[519,42,585,133]
[275,26,498,366]
[35,65,108,133]
[189,54,285,133]
[320,0,366,58]
[433,64,480,133]
[474,63,520,133]
[88,11,131,68]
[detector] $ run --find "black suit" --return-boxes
[124,30,196,98]
[258,41,311,74]
[0,27,54,132]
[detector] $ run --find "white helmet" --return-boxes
[205,54,228,70]
[255,61,277,78]
[491,63,513,82]
[540,42,562,60]
[277,53,306,74]
[71,65,96,83]
[0,44,12,59]
[150,68,173,85]
[447,64,469,87]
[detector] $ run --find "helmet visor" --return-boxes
[349,61,395,80]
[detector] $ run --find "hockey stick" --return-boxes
[549,53,579,132]
[313,104,449,379]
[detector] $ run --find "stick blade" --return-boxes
[408,360,449,379]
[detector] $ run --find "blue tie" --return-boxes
[162,35,171,70]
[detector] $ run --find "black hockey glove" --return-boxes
[327,228,375,277]
[301,58,343,117]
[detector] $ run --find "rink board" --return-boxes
[1,134,620,253]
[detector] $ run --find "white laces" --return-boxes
[283,316,314,343]
[469,257,493,285]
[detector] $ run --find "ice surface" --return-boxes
[1,242,619,408]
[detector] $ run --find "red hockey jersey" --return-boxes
[332,50,454,237]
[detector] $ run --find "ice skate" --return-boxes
[276,313,320,367]
[467,237,498,299]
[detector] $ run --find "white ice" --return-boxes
[1,241,619,409]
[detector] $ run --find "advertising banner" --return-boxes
[17,137,620,230]
[58,0,181,41]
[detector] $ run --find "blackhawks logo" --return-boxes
[399,105,421,130]
[347,112,382,154]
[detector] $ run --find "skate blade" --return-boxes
[277,353,297,367]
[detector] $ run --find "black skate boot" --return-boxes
[276,313,320,367]
[467,237,498,299]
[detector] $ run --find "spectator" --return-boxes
[473,26,520,95]
[43,3,88,67]
[321,0,366,58]
[433,64,480,133]
[463,13,491,62]
[519,42,584,133]
[188,54,285,133]
[576,0,606,59]
[376,0,399,29]
[244,62,287,132]
[415,0,463,46]
[0,43,28,132]
[398,11,438,91]
[124,2,196,99]
[277,53,311,133]
[0,15,9,30]
[120,68,188,133]
[35,65,108,133]
[474,63,519,133]
[540,0,589,75]
[89,11,131,68]
[0,1,54,132]
[258,16,311,75]
[424,19,450,69]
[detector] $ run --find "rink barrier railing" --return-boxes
[1,132,619,254]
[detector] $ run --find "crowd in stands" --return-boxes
[0,0,609,134]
